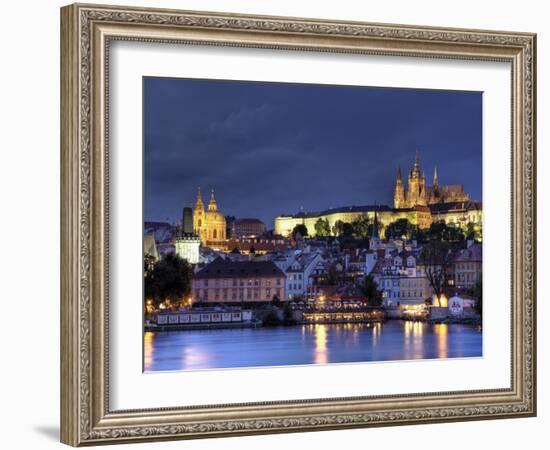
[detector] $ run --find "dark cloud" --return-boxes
[144,77,482,227]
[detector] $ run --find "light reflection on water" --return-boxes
[144,321,481,372]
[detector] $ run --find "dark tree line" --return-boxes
[359,274,383,307]
[144,253,192,310]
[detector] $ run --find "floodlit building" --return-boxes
[394,151,470,208]
[191,258,286,303]
[174,206,200,264]
[274,151,481,238]
[284,252,323,300]
[231,218,266,238]
[193,187,227,246]
[372,250,434,308]
[453,242,482,289]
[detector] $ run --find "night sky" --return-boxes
[144,77,482,228]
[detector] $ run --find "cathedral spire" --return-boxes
[433,166,439,186]
[195,186,204,210]
[208,189,217,211]
[394,166,405,209]
[411,149,421,177]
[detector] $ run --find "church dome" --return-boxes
[205,210,226,224]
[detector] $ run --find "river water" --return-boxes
[144,321,482,372]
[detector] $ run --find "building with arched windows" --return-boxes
[193,187,227,247]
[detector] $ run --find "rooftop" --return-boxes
[194,257,285,279]
[279,204,392,219]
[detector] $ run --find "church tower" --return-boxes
[393,166,406,209]
[369,208,382,250]
[193,187,205,237]
[207,189,218,211]
[406,150,427,206]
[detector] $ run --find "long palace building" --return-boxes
[274,152,482,237]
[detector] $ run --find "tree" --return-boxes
[332,220,345,237]
[332,220,354,237]
[145,253,192,309]
[359,274,383,307]
[420,241,452,303]
[351,214,370,239]
[291,223,308,241]
[271,294,282,306]
[466,222,482,242]
[425,221,465,243]
[384,218,416,240]
[314,218,331,237]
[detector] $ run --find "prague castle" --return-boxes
[274,151,481,238]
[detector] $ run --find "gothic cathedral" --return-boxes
[394,151,469,209]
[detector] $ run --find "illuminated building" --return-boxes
[193,187,227,247]
[453,242,482,289]
[274,150,480,237]
[429,201,483,228]
[174,207,200,264]
[230,218,266,238]
[143,234,159,274]
[394,151,470,209]
[274,205,431,238]
[283,253,323,300]
[191,258,286,303]
[143,234,158,261]
[372,251,434,308]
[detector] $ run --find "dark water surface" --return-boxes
[144,321,482,372]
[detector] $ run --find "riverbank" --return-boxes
[145,319,262,332]
[427,317,481,326]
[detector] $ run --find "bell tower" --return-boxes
[393,166,406,209]
[406,150,427,206]
[193,187,205,237]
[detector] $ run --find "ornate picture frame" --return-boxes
[60,3,536,446]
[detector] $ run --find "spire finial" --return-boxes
[208,188,217,211]
[433,166,439,186]
[411,149,421,177]
[195,186,204,208]
[397,165,402,181]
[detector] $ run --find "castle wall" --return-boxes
[274,208,432,238]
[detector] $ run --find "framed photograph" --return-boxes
[60,3,536,446]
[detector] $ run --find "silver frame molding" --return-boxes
[60,3,536,446]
